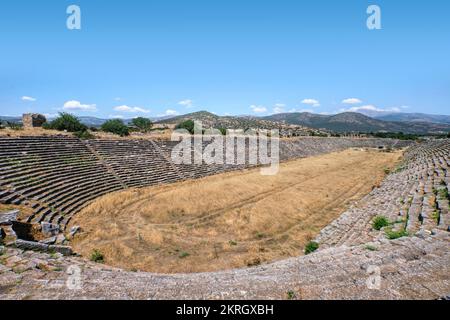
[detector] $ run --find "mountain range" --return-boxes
[262,112,450,134]
[2,111,450,135]
[374,113,450,124]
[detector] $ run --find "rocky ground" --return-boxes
[0,230,448,300]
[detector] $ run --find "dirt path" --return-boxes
[70,149,402,274]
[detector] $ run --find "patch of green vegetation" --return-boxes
[175,120,195,134]
[131,117,153,133]
[229,240,238,246]
[6,121,23,131]
[179,252,190,259]
[438,188,449,200]
[372,216,390,231]
[256,232,265,239]
[101,119,130,137]
[48,250,59,259]
[431,211,440,224]
[286,291,297,300]
[218,128,227,136]
[372,132,420,141]
[393,164,406,173]
[440,180,447,186]
[73,130,94,140]
[385,228,409,240]
[90,249,104,263]
[384,168,391,175]
[304,241,319,255]
[365,245,378,251]
[44,112,87,132]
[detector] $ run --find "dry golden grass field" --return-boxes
[70,149,402,274]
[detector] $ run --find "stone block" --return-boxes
[41,222,60,237]
[0,210,19,226]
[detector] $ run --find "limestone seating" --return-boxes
[315,140,450,249]
[0,136,416,233]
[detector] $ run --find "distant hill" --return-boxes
[3,111,450,135]
[375,113,450,125]
[156,111,317,134]
[77,116,170,127]
[0,116,22,124]
[263,112,450,134]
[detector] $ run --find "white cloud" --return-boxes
[43,113,58,119]
[339,105,403,114]
[250,105,267,113]
[272,103,286,114]
[114,97,122,101]
[301,99,320,107]
[273,107,285,114]
[178,99,194,108]
[158,109,179,117]
[114,105,150,113]
[344,105,380,112]
[342,98,362,105]
[288,108,314,113]
[63,100,97,111]
[22,96,36,102]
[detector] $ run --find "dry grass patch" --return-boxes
[70,149,401,274]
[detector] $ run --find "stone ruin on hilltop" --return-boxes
[22,113,47,129]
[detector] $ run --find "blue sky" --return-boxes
[0,0,449,118]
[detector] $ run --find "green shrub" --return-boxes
[365,245,378,251]
[218,128,227,136]
[256,232,265,239]
[6,121,23,130]
[372,216,390,231]
[175,120,195,134]
[286,291,297,300]
[431,211,440,224]
[131,117,153,133]
[73,130,94,140]
[385,228,409,240]
[179,252,190,259]
[304,241,319,255]
[45,113,87,132]
[90,249,104,263]
[101,119,130,136]
[438,188,449,200]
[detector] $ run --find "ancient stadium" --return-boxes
[1,115,449,300]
